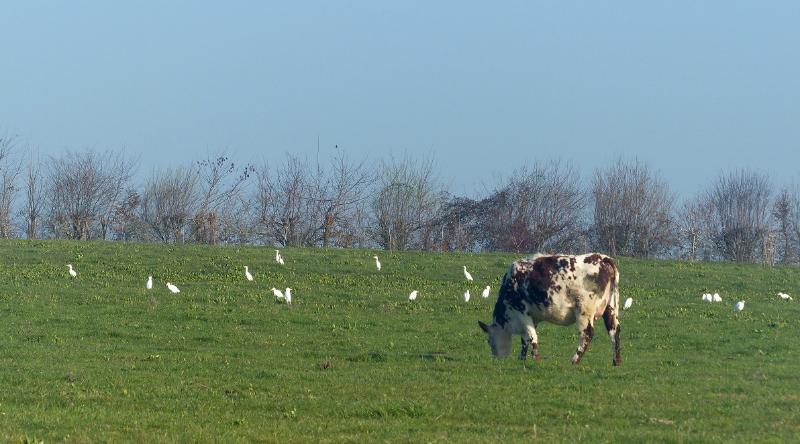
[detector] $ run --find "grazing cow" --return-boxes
[478,253,622,366]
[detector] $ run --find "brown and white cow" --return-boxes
[478,253,622,366]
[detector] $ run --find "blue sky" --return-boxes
[2,1,799,197]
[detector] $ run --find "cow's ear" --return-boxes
[478,321,490,333]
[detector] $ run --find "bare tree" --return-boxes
[775,182,800,265]
[773,188,794,264]
[790,186,800,264]
[0,135,21,238]
[316,151,373,247]
[45,150,135,240]
[109,189,143,241]
[426,195,480,252]
[370,155,444,251]
[591,159,676,257]
[22,149,45,239]
[216,194,257,245]
[260,155,316,246]
[193,152,254,245]
[677,195,714,261]
[471,160,587,253]
[139,166,200,243]
[705,169,771,262]
[253,161,275,244]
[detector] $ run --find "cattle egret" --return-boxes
[409,290,418,301]
[712,293,722,303]
[284,288,292,305]
[463,266,473,281]
[278,255,285,265]
[701,294,711,302]
[373,255,381,271]
[146,275,153,290]
[481,285,491,298]
[778,292,793,301]
[464,290,471,302]
[244,266,253,281]
[734,300,745,313]
[271,287,285,299]
[623,297,633,310]
[67,264,77,278]
[275,250,281,262]
[166,282,180,294]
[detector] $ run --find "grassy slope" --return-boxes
[0,240,798,442]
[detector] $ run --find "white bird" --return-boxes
[409,290,418,301]
[712,293,722,303]
[278,255,285,265]
[701,293,711,302]
[481,285,491,299]
[778,292,793,301]
[244,266,253,281]
[284,288,292,305]
[275,249,281,262]
[146,275,153,290]
[463,266,473,282]
[373,255,381,271]
[623,297,633,310]
[166,282,180,294]
[67,264,77,278]
[271,287,285,299]
[464,290,471,302]
[734,300,745,313]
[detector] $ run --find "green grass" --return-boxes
[1,240,799,442]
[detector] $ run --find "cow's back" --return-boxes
[492,253,618,330]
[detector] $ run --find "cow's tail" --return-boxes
[607,264,622,366]
[603,263,620,315]
[608,267,619,313]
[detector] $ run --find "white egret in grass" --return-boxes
[284,288,292,305]
[623,297,633,310]
[67,264,77,278]
[278,255,285,265]
[464,290,471,302]
[166,282,180,294]
[374,255,381,271]
[409,290,418,301]
[778,292,793,301]
[275,250,281,262]
[712,293,722,302]
[244,266,253,281]
[734,300,745,313]
[146,275,153,290]
[463,266,473,281]
[271,287,285,299]
[481,285,491,299]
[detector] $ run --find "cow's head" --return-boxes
[478,321,512,358]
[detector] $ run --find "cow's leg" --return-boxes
[602,304,622,366]
[571,313,594,365]
[519,323,541,361]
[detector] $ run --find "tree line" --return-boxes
[3,135,799,265]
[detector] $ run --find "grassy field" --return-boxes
[0,240,798,442]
